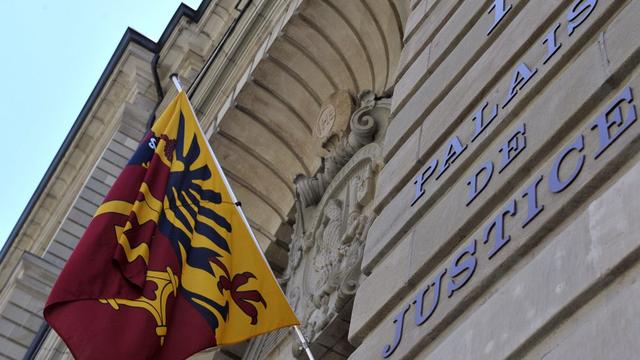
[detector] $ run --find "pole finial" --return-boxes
[170,73,183,92]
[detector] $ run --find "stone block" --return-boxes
[403,0,431,44]
[0,335,26,360]
[321,350,348,360]
[74,197,98,217]
[6,288,30,308]
[79,186,105,207]
[102,148,128,169]
[7,321,34,347]
[525,265,640,360]
[97,158,124,179]
[53,229,79,251]
[89,168,111,189]
[385,0,558,163]
[47,241,73,263]
[3,303,41,333]
[373,129,420,213]
[85,177,110,197]
[351,230,414,344]
[67,208,92,228]
[112,131,138,151]
[43,252,65,269]
[60,219,86,240]
[362,179,415,274]
[392,0,502,121]
[0,317,15,337]
[118,122,145,144]
[395,0,460,83]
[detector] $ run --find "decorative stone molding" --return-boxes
[278,197,305,287]
[267,90,392,359]
[312,91,353,142]
[294,91,390,208]
[299,144,378,334]
[0,253,58,359]
[285,142,382,358]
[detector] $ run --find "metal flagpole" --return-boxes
[294,325,315,360]
[169,74,316,360]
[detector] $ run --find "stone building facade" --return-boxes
[1,0,639,359]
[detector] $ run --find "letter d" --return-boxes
[466,160,494,206]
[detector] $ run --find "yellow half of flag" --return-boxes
[151,91,300,345]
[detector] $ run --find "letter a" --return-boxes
[503,63,537,108]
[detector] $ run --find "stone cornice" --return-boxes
[0,0,241,290]
[0,40,158,290]
[189,0,299,133]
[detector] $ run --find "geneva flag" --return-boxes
[45,91,299,359]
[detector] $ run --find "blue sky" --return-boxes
[0,0,202,250]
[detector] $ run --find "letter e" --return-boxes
[591,87,637,159]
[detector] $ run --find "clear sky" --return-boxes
[0,0,202,250]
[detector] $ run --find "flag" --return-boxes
[44,91,299,359]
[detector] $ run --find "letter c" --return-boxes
[549,135,585,193]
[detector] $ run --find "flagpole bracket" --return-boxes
[293,325,316,360]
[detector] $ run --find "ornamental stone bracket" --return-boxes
[294,91,391,208]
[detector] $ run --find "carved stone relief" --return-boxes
[248,90,390,360]
[297,146,377,345]
[294,91,389,208]
[285,91,390,359]
[314,104,336,140]
[313,91,353,143]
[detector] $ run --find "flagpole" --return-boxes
[170,73,184,94]
[294,324,315,360]
[170,74,316,360]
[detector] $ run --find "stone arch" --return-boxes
[210,0,408,272]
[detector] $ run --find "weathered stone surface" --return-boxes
[373,128,420,213]
[379,0,553,211]
[350,230,414,344]
[412,152,640,359]
[102,148,128,168]
[524,265,640,360]
[353,2,640,356]
[403,0,433,44]
[293,142,380,352]
[73,198,98,219]
[364,0,629,273]
[392,0,513,121]
[6,0,640,360]
[395,0,460,83]
[46,241,73,263]
[84,177,110,197]
[67,208,91,228]
[351,107,640,359]
[0,253,57,360]
[0,339,25,360]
